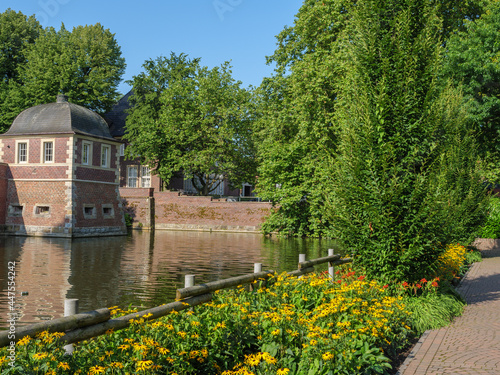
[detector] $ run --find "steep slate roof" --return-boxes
[103,91,132,138]
[5,94,116,141]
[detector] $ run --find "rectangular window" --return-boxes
[119,143,125,157]
[82,142,92,165]
[101,145,110,168]
[127,166,138,188]
[83,204,96,219]
[34,205,51,217]
[102,204,114,218]
[43,141,53,163]
[141,166,151,188]
[18,143,27,163]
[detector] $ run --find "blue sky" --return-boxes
[3,0,304,95]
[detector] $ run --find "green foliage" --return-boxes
[255,0,486,237]
[442,0,500,183]
[403,291,464,334]
[255,0,353,236]
[0,10,125,132]
[125,54,256,195]
[0,9,42,132]
[325,0,488,283]
[464,246,483,265]
[479,197,500,238]
[124,213,133,227]
[21,23,125,114]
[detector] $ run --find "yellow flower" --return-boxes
[322,352,334,361]
[271,329,280,336]
[244,354,261,366]
[277,369,290,375]
[57,362,70,370]
[32,353,48,360]
[88,366,106,375]
[117,344,130,351]
[136,360,154,371]
[17,336,31,346]
[109,362,124,369]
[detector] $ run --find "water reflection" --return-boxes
[0,231,341,328]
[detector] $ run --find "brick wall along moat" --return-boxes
[120,189,273,232]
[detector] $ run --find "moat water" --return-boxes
[0,230,341,328]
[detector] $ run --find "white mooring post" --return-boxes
[251,263,263,291]
[328,248,335,282]
[185,275,196,288]
[299,254,306,278]
[185,275,196,311]
[64,299,79,355]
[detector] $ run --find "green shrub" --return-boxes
[480,198,500,238]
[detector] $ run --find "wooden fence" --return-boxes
[0,249,352,348]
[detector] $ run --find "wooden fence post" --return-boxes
[64,299,78,355]
[328,249,335,281]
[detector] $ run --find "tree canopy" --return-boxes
[442,0,500,183]
[125,54,256,195]
[0,10,125,132]
[255,0,488,237]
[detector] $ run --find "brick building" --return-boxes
[0,94,126,237]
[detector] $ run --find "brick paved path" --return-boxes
[397,239,500,375]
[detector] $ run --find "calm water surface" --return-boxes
[0,230,341,328]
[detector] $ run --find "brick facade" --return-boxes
[119,188,272,233]
[0,134,126,237]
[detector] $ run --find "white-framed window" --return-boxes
[43,141,53,163]
[119,143,125,157]
[82,141,92,165]
[127,166,138,187]
[101,144,110,168]
[141,166,151,188]
[17,142,28,164]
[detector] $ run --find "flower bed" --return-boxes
[1,269,413,374]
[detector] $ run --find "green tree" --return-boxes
[125,56,256,195]
[255,0,354,237]
[442,0,500,183]
[326,0,487,282]
[126,53,200,125]
[0,9,42,131]
[0,9,42,83]
[21,23,125,114]
[255,0,485,237]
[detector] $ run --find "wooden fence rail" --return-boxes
[0,249,352,348]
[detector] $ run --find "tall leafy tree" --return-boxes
[126,53,200,125]
[442,0,500,183]
[0,9,42,132]
[255,0,354,236]
[125,56,256,195]
[255,0,484,237]
[21,23,125,114]
[0,9,42,83]
[326,0,487,282]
